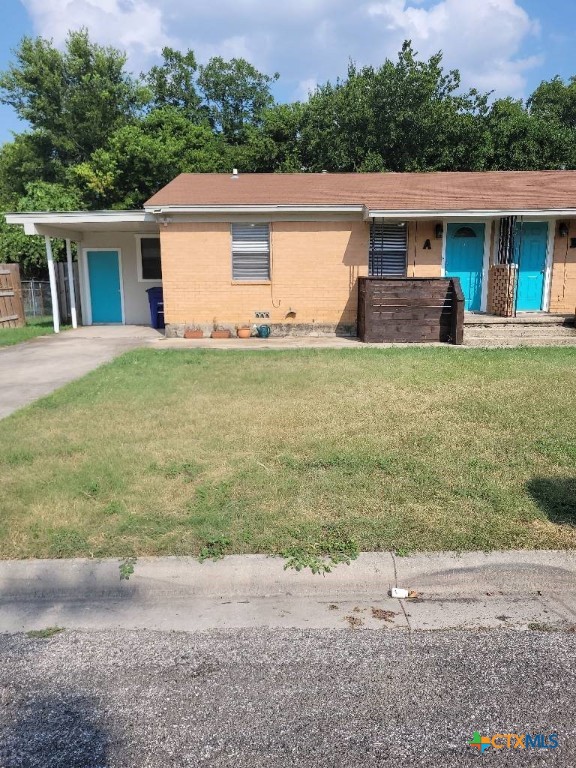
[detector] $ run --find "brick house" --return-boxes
[6,171,576,336]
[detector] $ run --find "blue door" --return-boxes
[87,250,123,323]
[515,222,548,311]
[445,223,485,311]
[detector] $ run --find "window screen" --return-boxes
[369,221,407,277]
[140,237,162,280]
[232,224,270,281]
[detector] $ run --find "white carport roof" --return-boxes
[4,210,160,334]
[4,210,159,241]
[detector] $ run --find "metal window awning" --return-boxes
[232,223,270,281]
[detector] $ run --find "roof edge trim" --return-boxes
[5,210,154,223]
[367,208,576,218]
[145,205,367,215]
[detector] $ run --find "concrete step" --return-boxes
[465,325,576,338]
[464,313,575,327]
[464,335,576,348]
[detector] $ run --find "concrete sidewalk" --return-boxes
[1,551,575,634]
[158,335,446,350]
[0,325,161,419]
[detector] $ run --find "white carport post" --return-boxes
[44,235,60,334]
[65,238,78,329]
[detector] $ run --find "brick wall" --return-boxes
[550,220,576,313]
[160,220,369,334]
[407,221,443,278]
[160,218,446,336]
[159,217,576,332]
[487,264,517,316]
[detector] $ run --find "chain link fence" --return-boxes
[21,280,53,318]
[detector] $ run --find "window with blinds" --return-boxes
[369,221,407,277]
[231,223,270,281]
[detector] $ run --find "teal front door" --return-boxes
[515,222,548,311]
[445,223,485,311]
[87,250,123,323]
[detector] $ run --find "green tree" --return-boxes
[72,107,232,208]
[145,47,205,122]
[4,30,576,234]
[528,76,576,129]
[0,132,63,205]
[299,42,490,172]
[238,103,304,172]
[526,76,576,167]
[484,97,571,170]
[0,181,83,277]
[0,29,147,166]
[198,57,279,142]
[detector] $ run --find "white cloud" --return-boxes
[295,78,318,102]
[366,0,541,94]
[20,0,176,70]
[19,0,542,97]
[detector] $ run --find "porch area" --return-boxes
[464,311,576,346]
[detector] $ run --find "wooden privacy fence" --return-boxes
[357,277,465,344]
[0,264,25,328]
[55,261,81,325]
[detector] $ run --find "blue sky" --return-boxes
[1,0,576,147]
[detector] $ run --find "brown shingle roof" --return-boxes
[144,171,576,211]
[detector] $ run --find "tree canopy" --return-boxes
[145,47,204,122]
[0,30,147,168]
[1,30,576,275]
[298,43,491,172]
[198,57,279,143]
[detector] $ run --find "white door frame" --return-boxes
[441,218,491,312]
[514,219,554,313]
[543,219,555,313]
[81,247,126,325]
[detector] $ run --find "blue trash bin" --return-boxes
[146,287,165,329]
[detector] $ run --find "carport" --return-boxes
[4,211,161,332]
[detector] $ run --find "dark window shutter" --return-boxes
[232,224,270,281]
[369,221,407,277]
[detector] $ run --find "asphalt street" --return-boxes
[0,628,574,767]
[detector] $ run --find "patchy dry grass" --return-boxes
[1,347,575,559]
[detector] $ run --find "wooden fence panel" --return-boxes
[358,277,464,344]
[55,261,82,325]
[0,264,25,328]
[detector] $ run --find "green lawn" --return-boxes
[1,347,575,560]
[0,316,65,347]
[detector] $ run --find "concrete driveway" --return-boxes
[0,326,162,420]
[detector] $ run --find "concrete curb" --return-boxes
[0,553,395,601]
[1,551,575,634]
[1,550,575,601]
